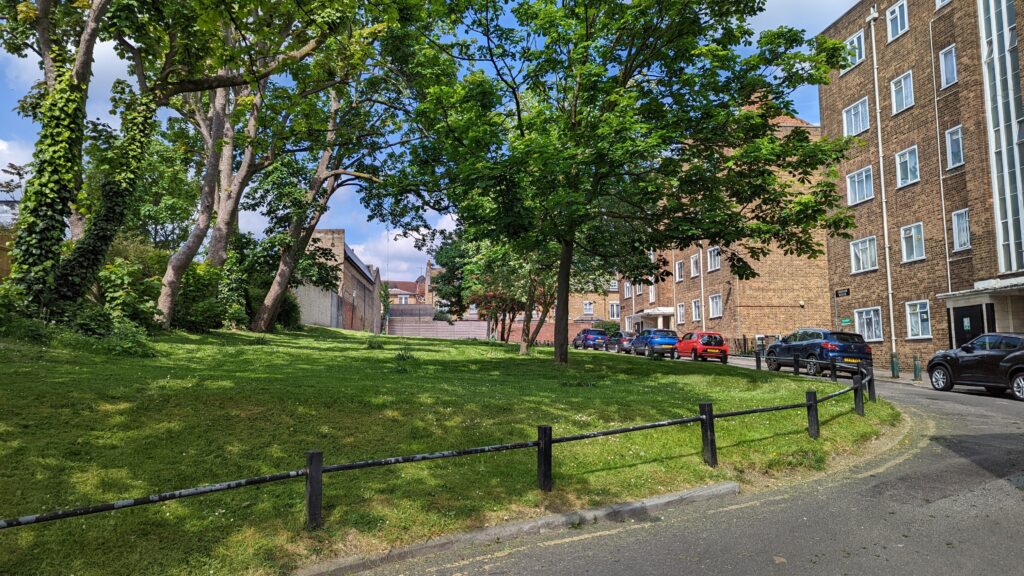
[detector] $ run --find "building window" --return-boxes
[887,0,909,41]
[398,295,409,305]
[855,307,884,342]
[709,294,723,319]
[953,209,971,251]
[692,299,702,322]
[940,45,958,87]
[624,281,633,298]
[707,247,721,272]
[901,222,925,262]
[936,0,952,8]
[946,125,964,169]
[891,71,915,114]
[648,282,656,304]
[675,260,685,281]
[636,282,644,296]
[896,146,920,187]
[843,30,866,72]
[906,301,932,339]
[609,279,618,292]
[583,301,594,315]
[609,302,621,320]
[690,254,700,277]
[843,97,870,136]
[850,236,878,273]
[676,303,685,324]
[847,166,874,205]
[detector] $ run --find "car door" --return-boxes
[957,334,1000,383]
[679,333,693,354]
[634,330,649,350]
[980,336,1023,384]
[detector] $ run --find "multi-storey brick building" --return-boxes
[616,119,834,351]
[820,0,1024,370]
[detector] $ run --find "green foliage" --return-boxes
[366,337,385,350]
[593,320,621,334]
[174,263,226,333]
[98,257,160,329]
[393,347,416,361]
[69,302,114,337]
[276,291,302,331]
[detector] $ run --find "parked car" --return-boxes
[765,328,873,376]
[676,331,729,363]
[927,333,1024,400]
[572,328,608,350]
[630,329,680,358]
[607,331,636,353]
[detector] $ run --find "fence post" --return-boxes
[755,349,762,371]
[853,374,865,417]
[793,353,800,374]
[537,425,553,492]
[805,390,820,439]
[866,365,877,402]
[829,357,837,382]
[699,403,718,468]
[305,451,323,531]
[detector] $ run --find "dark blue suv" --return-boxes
[765,328,873,376]
[630,329,680,358]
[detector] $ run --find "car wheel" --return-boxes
[929,366,954,392]
[699,355,707,362]
[670,350,678,360]
[806,355,820,377]
[766,352,780,372]
[644,345,652,357]
[1012,373,1024,401]
[721,354,728,365]
[985,386,1008,396]
[691,350,698,362]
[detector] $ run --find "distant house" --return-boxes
[293,229,382,333]
[386,280,419,305]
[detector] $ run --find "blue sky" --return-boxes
[0,1,854,281]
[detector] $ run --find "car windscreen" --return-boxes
[587,329,606,335]
[652,330,676,338]
[830,333,865,344]
[700,334,724,346]
[622,332,635,337]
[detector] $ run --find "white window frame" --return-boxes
[609,279,619,292]
[850,236,879,274]
[583,301,595,315]
[952,209,971,251]
[609,302,621,320]
[675,260,685,281]
[398,295,409,305]
[636,282,644,296]
[891,70,915,115]
[648,282,656,304]
[843,97,870,136]
[690,254,700,277]
[936,0,952,9]
[676,303,685,324]
[843,30,866,73]
[855,307,884,342]
[847,165,874,205]
[887,0,909,42]
[896,145,920,188]
[939,44,958,88]
[624,281,633,298]
[901,222,926,263]
[709,294,723,319]
[691,299,702,322]
[906,300,933,339]
[945,125,964,169]
[707,246,721,272]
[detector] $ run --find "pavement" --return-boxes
[353,375,1024,575]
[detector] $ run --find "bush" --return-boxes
[276,291,302,331]
[174,263,226,333]
[98,319,156,357]
[98,257,159,329]
[0,311,52,343]
[593,320,621,334]
[69,303,115,337]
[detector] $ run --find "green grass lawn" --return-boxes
[0,328,900,575]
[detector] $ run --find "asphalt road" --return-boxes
[363,381,1024,576]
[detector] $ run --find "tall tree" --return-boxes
[365,0,852,363]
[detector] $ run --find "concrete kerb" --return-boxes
[294,482,741,576]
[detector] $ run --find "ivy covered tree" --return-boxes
[365,0,853,364]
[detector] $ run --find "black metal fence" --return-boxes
[0,364,875,532]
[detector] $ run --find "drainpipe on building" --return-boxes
[671,249,678,329]
[928,17,955,297]
[868,4,900,376]
[699,245,707,332]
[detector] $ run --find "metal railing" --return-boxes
[0,364,874,532]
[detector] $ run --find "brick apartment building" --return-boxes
[617,119,833,351]
[385,260,443,306]
[820,0,1024,370]
[294,229,382,333]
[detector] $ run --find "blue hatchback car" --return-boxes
[631,329,680,358]
[765,328,873,376]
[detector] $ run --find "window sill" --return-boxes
[840,60,865,76]
[907,335,933,340]
[864,338,884,343]
[946,162,965,171]
[707,268,721,274]
[891,104,915,117]
[848,196,875,207]
[952,246,972,253]
[940,79,959,90]
[896,178,921,189]
[901,257,926,264]
[851,267,880,276]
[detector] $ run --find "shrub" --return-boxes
[0,311,52,343]
[593,320,621,334]
[276,291,302,330]
[98,319,156,357]
[98,258,159,329]
[69,303,114,337]
[174,263,226,333]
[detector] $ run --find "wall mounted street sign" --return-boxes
[840,318,852,326]
[835,288,851,298]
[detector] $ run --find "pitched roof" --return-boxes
[385,280,419,294]
[344,244,375,283]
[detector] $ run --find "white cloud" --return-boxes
[752,1,853,35]
[350,230,430,281]
[0,138,34,167]
[237,210,270,236]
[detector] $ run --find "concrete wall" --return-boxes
[295,284,342,328]
[387,317,488,339]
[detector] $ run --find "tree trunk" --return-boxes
[553,239,574,364]
[155,87,229,328]
[530,303,550,346]
[249,230,303,332]
[519,281,536,355]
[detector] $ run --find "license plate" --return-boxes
[706,348,720,353]
[660,345,673,349]
[843,358,861,363]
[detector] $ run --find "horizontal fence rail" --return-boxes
[1,364,875,532]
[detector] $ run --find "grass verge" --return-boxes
[0,328,900,575]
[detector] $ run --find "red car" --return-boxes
[676,331,729,363]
